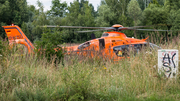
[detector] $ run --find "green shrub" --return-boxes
[14,89,48,101]
[0,38,9,71]
[35,30,64,64]
[0,38,4,56]
[61,66,93,100]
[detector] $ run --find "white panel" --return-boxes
[158,49,179,78]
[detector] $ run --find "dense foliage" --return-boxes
[35,29,64,63]
[0,0,179,42]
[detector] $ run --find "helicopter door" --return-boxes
[99,38,105,50]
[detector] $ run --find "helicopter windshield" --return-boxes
[101,33,109,37]
[113,44,146,57]
[78,42,91,49]
[102,33,121,37]
[113,43,161,57]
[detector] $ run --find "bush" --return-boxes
[35,30,64,64]
[0,38,4,56]
[0,38,9,69]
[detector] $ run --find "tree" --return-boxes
[48,0,67,17]
[101,0,131,25]
[164,0,180,12]
[95,4,115,27]
[64,0,95,42]
[142,4,167,26]
[0,0,10,37]
[127,0,142,37]
[157,0,165,5]
[127,0,142,26]
[0,0,10,24]
[140,4,168,41]
[66,1,80,26]
[9,0,29,25]
[0,0,29,37]
[138,0,145,10]
[28,5,36,22]
[78,2,95,26]
[66,0,95,26]
[137,0,164,10]
[148,0,160,7]
[164,0,180,37]
[32,0,50,41]
[167,10,180,36]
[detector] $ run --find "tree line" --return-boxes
[0,0,179,43]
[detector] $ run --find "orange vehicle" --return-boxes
[2,24,161,60]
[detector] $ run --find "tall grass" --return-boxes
[0,36,180,101]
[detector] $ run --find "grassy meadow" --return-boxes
[0,36,180,101]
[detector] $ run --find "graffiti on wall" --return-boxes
[158,50,179,78]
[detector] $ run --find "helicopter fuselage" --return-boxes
[65,31,150,60]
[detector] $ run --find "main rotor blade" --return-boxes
[133,29,171,31]
[43,25,169,32]
[76,29,108,33]
[42,25,109,29]
[118,26,171,32]
[118,26,146,31]
[118,25,158,31]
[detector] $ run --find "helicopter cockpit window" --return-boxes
[113,44,147,57]
[101,33,109,37]
[78,42,91,49]
[113,43,161,57]
[113,45,130,57]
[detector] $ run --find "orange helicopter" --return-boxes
[2,24,162,60]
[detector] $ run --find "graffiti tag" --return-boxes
[158,49,178,78]
[162,53,176,77]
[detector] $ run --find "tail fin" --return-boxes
[2,25,34,53]
[142,36,149,41]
